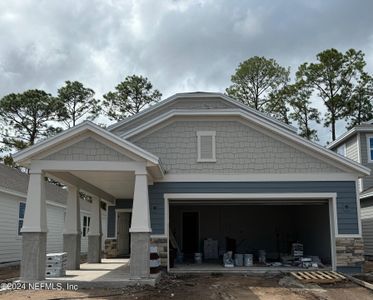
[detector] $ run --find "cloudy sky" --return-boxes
[1,0,373,144]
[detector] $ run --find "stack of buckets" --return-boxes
[234,253,253,267]
[150,245,161,274]
[194,252,202,264]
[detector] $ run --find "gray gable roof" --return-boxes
[108,92,298,134]
[0,163,67,205]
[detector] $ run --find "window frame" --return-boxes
[366,134,373,163]
[196,131,216,162]
[18,201,26,236]
[82,215,91,237]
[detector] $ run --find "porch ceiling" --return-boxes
[69,171,135,199]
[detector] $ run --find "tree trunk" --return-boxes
[331,116,336,141]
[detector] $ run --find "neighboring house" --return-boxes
[0,163,107,265]
[328,120,373,260]
[13,92,370,280]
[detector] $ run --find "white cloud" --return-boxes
[0,0,373,145]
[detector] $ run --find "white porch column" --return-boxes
[88,195,101,263]
[129,171,151,278]
[20,171,47,281]
[63,185,81,270]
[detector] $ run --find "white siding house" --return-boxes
[0,164,107,265]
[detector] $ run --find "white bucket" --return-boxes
[194,253,202,264]
[244,254,253,266]
[234,254,244,267]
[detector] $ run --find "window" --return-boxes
[367,135,373,162]
[82,216,90,237]
[197,131,216,162]
[18,202,26,235]
[336,144,346,156]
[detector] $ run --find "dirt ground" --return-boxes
[0,273,372,300]
[0,265,19,281]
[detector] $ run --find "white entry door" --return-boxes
[117,212,131,256]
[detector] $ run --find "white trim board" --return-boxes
[163,192,361,272]
[366,134,373,163]
[196,131,216,162]
[157,173,357,182]
[328,127,373,149]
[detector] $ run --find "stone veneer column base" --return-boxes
[63,233,81,270]
[150,237,168,267]
[88,235,101,263]
[130,232,150,278]
[21,232,47,281]
[336,237,364,271]
[104,239,118,258]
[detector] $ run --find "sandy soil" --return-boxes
[0,273,372,300]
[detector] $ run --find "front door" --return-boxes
[117,212,131,256]
[182,212,199,258]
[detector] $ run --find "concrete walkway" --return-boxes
[47,258,161,288]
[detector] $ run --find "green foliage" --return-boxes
[0,154,16,168]
[267,88,291,125]
[226,56,290,112]
[103,75,162,121]
[0,89,66,152]
[287,83,321,141]
[296,48,365,141]
[346,72,373,129]
[57,81,100,128]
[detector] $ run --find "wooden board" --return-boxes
[291,271,346,284]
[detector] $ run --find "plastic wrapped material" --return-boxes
[223,251,234,267]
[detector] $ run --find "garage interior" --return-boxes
[169,199,333,271]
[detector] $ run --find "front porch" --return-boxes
[47,259,161,288]
[13,122,165,282]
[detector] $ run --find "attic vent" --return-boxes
[197,131,216,162]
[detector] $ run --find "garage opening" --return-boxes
[168,198,333,272]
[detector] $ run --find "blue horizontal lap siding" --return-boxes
[148,181,359,235]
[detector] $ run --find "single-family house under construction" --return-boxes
[14,92,370,280]
[328,120,373,260]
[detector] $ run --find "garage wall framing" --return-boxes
[164,192,339,271]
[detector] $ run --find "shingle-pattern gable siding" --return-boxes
[43,137,133,161]
[111,97,236,136]
[148,181,359,235]
[359,133,373,190]
[133,120,342,174]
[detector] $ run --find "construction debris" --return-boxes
[291,271,346,283]
[45,252,67,277]
[223,251,234,267]
[291,243,304,257]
